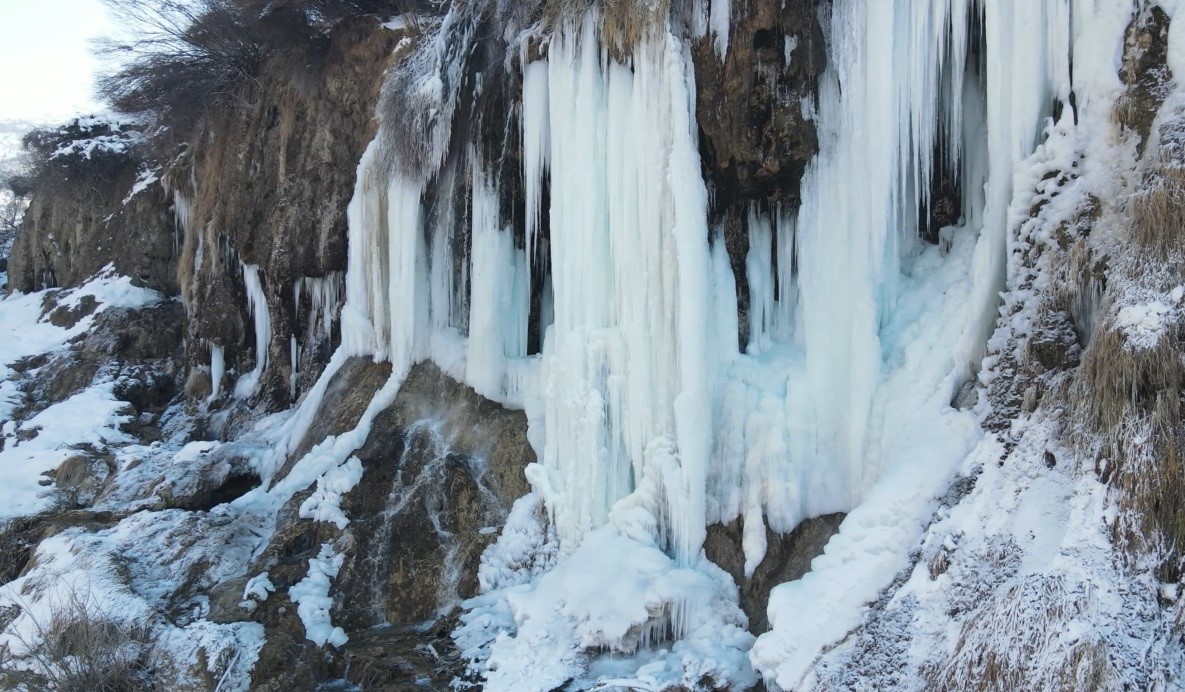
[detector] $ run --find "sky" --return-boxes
[0,0,114,123]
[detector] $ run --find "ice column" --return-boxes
[235,263,272,398]
[530,14,718,564]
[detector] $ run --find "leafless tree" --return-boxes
[95,0,269,129]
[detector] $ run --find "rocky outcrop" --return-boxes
[693,0,825,208]
[8,163,176,295]
[692,0,826,348]
[238,361,534,689]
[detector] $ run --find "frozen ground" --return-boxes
[0,271,269,689]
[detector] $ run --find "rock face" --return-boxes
[705,513,844,633]
[170,17,403,411]
[693,0,825,208]
[692,0,826,348]
[8,164,176,295]
[239,361,534,689]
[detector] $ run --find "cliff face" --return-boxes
[170,16,402,412]
[8,150,175,295]
[2,0,1183,690]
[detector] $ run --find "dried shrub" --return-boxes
[1129,154,1185,258]
[1076,313,1185,563]
[95,0,270,134]
[96,0,421,140]
[0,520,37,586]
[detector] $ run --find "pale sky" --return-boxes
[0,0,114,122]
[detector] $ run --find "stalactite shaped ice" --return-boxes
[522,60,550,269]
[208,343,225,402]
[235,263,271,398]
[467,166,529,400]
[293,272,343,348]
[690,0,731,57]
[341,142,395,361]
[170,189,193,255]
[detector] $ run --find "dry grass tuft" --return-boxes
[0,589,155,691]
[0,520,37,586]
[1129,155,1185,259]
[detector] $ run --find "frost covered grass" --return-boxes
[1072,120,1185,570]
[0,587,155,692]
[1128,121,1185,257]
[0,513,265,691]
[926,574,1117,691]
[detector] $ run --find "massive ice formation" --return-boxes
[285,0,1139,687]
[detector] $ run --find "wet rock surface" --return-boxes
[238,361,534,689]
[692,0,826,348]
[705,512,845,633]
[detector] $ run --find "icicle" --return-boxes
[341,141,390,359]
[208,343,225,402]
[294,273,344,349]
[751,2,1118,686]
[689,0,731,57]
[522,60,551,270]
[290,335,299,400]
[385,175,429,378]
[467,165,529,399]
[235,263,272,398]
[170,188,193,256]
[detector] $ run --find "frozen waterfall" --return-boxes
[304,0,1123,687]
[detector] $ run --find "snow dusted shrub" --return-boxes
[19,117,144,197]
[0,588,155,691]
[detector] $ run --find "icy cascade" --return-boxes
[308,0,1101,685]
[339,9,722,565]
[466,166,530,400]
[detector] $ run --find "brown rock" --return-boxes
[704,512,845,633]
